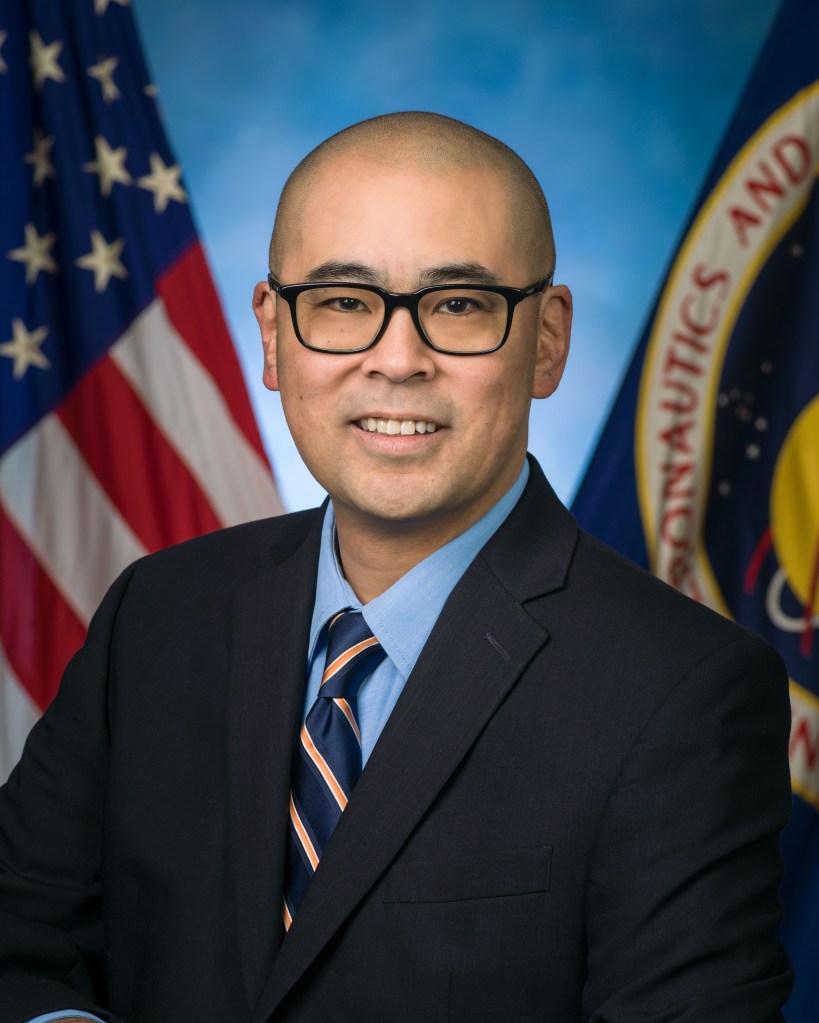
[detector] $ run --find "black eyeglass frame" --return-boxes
[267,273,553,356]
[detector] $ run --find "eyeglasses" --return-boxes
[267,273,553,355]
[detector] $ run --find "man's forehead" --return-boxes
[301,150,509,206]
[283,155,518,280]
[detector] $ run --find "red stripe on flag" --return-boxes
[156,243,269,462]
[744,527,773,595]
[57,355,223,551]
[0,504,86,712]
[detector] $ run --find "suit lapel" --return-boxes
[227,509,324,1009]
[252,459,578,1021]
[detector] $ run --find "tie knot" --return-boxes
[320,610,385,700]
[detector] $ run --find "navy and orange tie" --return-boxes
[283,609,386,931]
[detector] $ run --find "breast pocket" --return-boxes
[382,845,554,1020]
[384,844,552,903]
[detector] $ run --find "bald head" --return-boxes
[268,112,555,279]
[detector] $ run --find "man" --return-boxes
[0,112,793,1021]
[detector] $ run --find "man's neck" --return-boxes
[330,458,530,603]
[331,515,453,601]
[334,509,481,604]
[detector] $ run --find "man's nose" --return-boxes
[359,306,436,382]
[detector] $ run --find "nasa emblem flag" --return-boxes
[571,0,819,1016]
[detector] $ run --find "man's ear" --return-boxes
[532,284,572,399]
[253,280,279,391]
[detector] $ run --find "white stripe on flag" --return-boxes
[0,641,41,784]
[0,416,146,625]
[111,300,284,526]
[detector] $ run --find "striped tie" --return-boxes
[283,609,386,931]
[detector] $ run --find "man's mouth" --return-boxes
[356,418,438,436]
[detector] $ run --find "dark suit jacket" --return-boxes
[0,459,793,1022]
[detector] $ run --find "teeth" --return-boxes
[357,418,438,435]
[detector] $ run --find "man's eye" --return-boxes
[437,297,478,315]
[329,296,368,312]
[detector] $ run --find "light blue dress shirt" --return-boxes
[304,459,529,764]
[29,460,529,1023]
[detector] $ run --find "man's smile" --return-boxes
[356,417,439,435]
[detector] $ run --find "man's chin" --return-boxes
[330,484,501,558]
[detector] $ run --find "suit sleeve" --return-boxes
[0,565,138,1023]
[582,634,794,1022]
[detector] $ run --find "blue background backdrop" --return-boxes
[133,0,781,511]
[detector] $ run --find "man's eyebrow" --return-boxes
[417,263,500,287]
[301,261,501,289]
[303,261,381,284]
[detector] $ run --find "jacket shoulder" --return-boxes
[130,506,323,583]
[568,527,777,663]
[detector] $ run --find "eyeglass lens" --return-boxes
[295,286,509,352]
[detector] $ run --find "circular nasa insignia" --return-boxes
[635,82,819,806]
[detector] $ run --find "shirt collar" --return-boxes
[308,459,530,677]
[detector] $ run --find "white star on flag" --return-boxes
[24,129,57,187]
[137,154,188,213]
[7,223,59,284]
[95,0,130,13]
[76,230,128,292]
[29,31,66,90]
[87,56,121,103]
[0,30,8,73]
[83,135,132,196]
[0,318,51,380]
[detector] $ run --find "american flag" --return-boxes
[0,0,283,782]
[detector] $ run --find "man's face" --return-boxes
[254,154,571,545]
